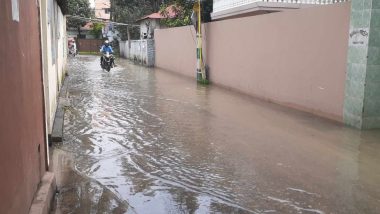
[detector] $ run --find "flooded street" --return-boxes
[51,55,380,214]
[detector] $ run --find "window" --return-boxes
[104,8,110,14]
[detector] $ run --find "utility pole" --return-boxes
[192,0,208,84]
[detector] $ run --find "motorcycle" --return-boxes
[101,52,113,72]
[68,46,77,57]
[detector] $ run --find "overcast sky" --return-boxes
[89,0,95,8]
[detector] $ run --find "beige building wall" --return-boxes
[95,0,110,20]
[155,3,350,122]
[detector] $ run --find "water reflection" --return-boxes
[53,56,380,214]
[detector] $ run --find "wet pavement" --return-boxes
[51,55,380,214]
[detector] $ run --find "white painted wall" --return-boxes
[39,0,67,135]
[213,0,347,13]
[119,39,155,67]
[57,10,67,90]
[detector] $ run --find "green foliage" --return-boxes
[110,0,212,38]
[67,0,93,34]
[159,0,213,28]
[159,3,192,27]
[112,0,152,22]
[90,23,104,38]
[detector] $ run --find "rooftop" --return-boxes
[137,5,178,22]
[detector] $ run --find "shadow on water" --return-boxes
[51,56,380,214]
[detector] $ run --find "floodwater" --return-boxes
[51,56,380,214]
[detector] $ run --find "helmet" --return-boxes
[104,40,109,47]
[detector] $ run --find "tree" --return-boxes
[90,23,104,39]
[110,0,212,39]
[111,0,155,40]
[150,0,164,12]
[67,0,93,36]
[159,0,213,28]
[159,2,191,28]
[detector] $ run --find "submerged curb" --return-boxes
[29,172,56,214]
[50,74,70,143]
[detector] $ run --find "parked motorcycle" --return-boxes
[101,52,113,72]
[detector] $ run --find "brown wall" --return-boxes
[77,39,104,52]
[0,1,46,213]
[155,3,351,121]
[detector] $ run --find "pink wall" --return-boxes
[0,1,46,213]
[155,3,350,122]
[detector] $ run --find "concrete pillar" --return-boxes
[344,0,380,129]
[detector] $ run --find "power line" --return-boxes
[66,15,140,27]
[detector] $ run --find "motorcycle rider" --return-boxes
[100,40,114,67]
[68,38,77,56]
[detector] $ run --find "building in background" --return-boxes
[95,0,111,20]
[136,5,178,39]
[137,13,164,39]
[118,6,178,66]
[94,0,120,42]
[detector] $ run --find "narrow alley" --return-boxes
[51,56,380,214]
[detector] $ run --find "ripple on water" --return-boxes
[60,56,380,214]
